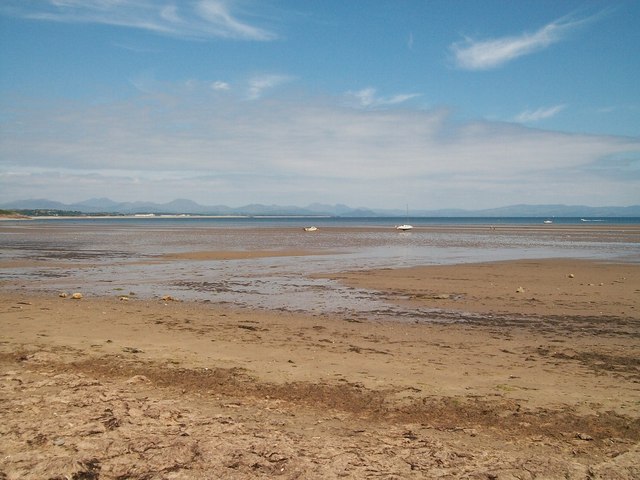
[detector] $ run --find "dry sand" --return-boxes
[1,257,639,478]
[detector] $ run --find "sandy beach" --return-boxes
[1,223,639,479]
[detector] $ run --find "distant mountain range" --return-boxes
[2,198,640,217]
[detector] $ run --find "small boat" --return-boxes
[395,224,413,231]
[396,204,413,231]
[543,220,553,224]
[304,226,318,232]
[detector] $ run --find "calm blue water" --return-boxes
[17,216,640,227]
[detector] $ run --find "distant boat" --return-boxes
[543,220,553,224]
[396,204,413,231]
[304,226,318,232]
[395,224,413,231]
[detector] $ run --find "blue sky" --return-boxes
[1,0,639,209]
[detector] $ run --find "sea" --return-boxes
[1,216,639,320]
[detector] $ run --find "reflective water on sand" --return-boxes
[1,221,638,320]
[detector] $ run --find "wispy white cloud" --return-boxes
[1,85,638,207]
[195,0,274,41]
[246,74,294,100]
[348,88,421,108]
[451,14,596,70]
[211,81,231,91]
[0,0,277,41]
[515,104,566,123]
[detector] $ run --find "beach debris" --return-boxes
[515,286,525,293]
[126,375,152,384]
[161,295,177,302]
[122,346,143,354]
[58,292,68,298]
[568,273,575,278]
[71,292,83,300]
[119,296,130,301]
[575,432,594,441]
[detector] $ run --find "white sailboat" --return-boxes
[396,205,413,231]
[396,224,413,231]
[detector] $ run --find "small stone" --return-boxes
[119,296,130,301]
[71,292,83,300]
[59,292,68,298]
[122,346,143,354]
[515,286,525,293]
[434,294,451,299]
[126,375,151,384]
[576,432,594,441]
[53,437,65,446]
[568,274,575,278]
[161,295,176,302]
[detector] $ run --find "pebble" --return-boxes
[515,286,525,293]
[71,292,83,300]
[126,375,152,384]
[58,292,68,298]
[122,346,143,354]
[568,274,575,278]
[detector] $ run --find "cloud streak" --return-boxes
[0,0,277,41]
[246,74,294,100]
[348,88,421,108]
[451,14,595,70]
[515,104,566,123]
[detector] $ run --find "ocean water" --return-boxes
[1,217,639,320]
[12,215,640,227]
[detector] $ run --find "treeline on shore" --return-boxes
[0,209,120,217]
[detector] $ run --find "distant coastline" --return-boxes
[2,199,640,218]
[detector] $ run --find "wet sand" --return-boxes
[1,246,640,478]
[327,258,639,317]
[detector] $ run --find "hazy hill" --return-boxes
[1,198,639,217]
